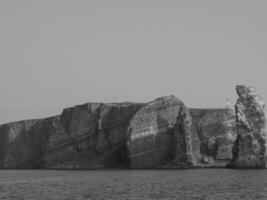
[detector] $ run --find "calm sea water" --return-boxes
[0,169,266,200]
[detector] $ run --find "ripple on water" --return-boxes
[0,169,266,200]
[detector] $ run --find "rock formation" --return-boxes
[232,85,267,168]
[0,103,143,169]
[127,96,200,168]
[0,119,41,168]
[169,105,200,167]
[190,109,236,166]
[0,86,265,169]
[48,102,143,169]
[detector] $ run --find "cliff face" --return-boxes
[127,96,200,168]
[0,103,143,169]
[0,119,41,168]
[45,103,142,169]
[232,85,267,168]
[45,102,144,169]
[0,88,263,169]
[190,109,236,166]
[169,105,200,167]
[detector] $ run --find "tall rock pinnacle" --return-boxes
[232,85,267,168]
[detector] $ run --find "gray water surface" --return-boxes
[0,169,266,200]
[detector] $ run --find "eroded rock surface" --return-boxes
[190,108,236,166]
[0,103,143,169]
[1,88,264,169]
[127,96,200,168]
[46,102,143,169]
[0,119,41,168]
[232,85,267,168]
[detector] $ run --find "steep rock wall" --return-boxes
[1,92,258,169]
[0,119,42,168]
[0,103,143,169]
[190,108,236,166]
[232,85,267,168]
[46,102,144,169]
[127,96,200,168]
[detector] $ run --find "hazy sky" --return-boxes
[0,1,267,124]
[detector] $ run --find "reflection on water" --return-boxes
[0,169,266,200]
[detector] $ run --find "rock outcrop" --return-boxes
[0,119,41,168]
[127,96,200,168]
[49,102,143,169]
[0,86,264,169]
[232,85,267,168]
[190,109,236,166]
[0,103,143,169]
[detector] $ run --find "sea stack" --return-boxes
[232,85,267,168]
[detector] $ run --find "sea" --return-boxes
[0,169,266,200]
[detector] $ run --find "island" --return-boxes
[0,85,266,169]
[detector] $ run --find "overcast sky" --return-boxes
[0,1,267,124]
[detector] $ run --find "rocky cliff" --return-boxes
[0,103,144,169]
[190,109,236,167]
[0,119,41,168]
[127,96,200,168]
[0,86,264,169]
[232,85,267,168]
